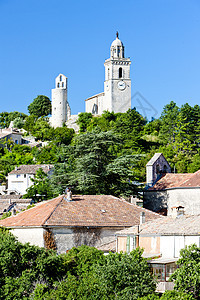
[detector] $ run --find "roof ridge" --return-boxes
[42,195,64,225]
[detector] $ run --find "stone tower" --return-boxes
[51,74,71,128]
[103,32,131,113]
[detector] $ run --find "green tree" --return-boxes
[76,112,93,133]
[159,101,179,145]
[13,117,24,129]
[68,130,140,196]
[170,244,200,299]
[28,95,51,117]
[24,168,53,202]
[0,229,67,299]
[92,248,156,300]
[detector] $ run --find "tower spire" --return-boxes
[116,31,119,38]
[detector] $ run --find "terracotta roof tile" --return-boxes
[0,195,161,228]
[148,173,192,190]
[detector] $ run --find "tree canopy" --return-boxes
[28,95,51,117]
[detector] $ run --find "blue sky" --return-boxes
[0,0,200,120]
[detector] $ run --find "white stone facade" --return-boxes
[50,74,71,128]
[11,227,45,248]
[85,33,131,115]
[8,173,35,195]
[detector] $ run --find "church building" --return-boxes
[85,32,131,115]
[50,33,132,129]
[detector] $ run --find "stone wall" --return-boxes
[52,226,123,254]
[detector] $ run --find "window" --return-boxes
[108,68,110,80]
[15,140,18,144]
[24,174,26,178]
[57,83,60,88]
[16,175,20,178]
[119,67,122,78]
[60,75,62,81]
[62,82,64,87]
[156,164,160,174]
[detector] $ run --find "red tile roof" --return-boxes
[0,195,162,228]
[148,173,193,190]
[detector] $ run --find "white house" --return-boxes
[116,213,200,292]
[7,164,53,195]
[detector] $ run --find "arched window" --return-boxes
[108,68,110,80]
[57,83,60,88]
[62,82,64,87]
[60,75,62,81]
[119,67,122,78]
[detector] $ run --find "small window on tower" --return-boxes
[62,82,64,87]
[57,83,60,88]
[108,68,110,80]
[60,75,62,81]
[119,67,122,78]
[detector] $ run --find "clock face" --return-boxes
[118,81,126,90]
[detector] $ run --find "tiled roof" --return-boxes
[148,173,193,190]
[9,164,53,175]
[116,214,200,236]
[0,195,161,228]
[139,215,200,235]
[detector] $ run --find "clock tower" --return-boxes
[103,32,131,113]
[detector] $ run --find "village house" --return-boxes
[0,194,161,254]
[7,164,53,195]
[116,213,200,292]
[144,153,200,216]
[0,128,25,146]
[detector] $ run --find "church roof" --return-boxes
[0,194,161,228]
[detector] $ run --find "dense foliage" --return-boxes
[170,244,200,299]
[0,231,156,299]
[1,101,200,198]
[28,95,51,117]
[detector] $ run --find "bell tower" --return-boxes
[51,74,71,128]
[103,32,131,113]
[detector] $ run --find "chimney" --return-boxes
[140,212,145,225]
[64,187,72,202]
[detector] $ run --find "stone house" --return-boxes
[0,194,161,254]
[0,128,24,146]
[7,164,53,195]
[144,153,200,216]
[144,170,200,216]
